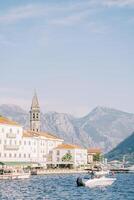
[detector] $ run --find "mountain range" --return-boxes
[0,104,134,152]
[106,132,134,163]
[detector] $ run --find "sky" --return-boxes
[0,0,134,116]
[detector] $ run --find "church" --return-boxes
[0,93,87,168]
[0,92,63,167]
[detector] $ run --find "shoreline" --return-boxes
[31,168,134,175]
[31,169,88,175]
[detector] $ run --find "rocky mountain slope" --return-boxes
[0,104,134,152]
[106,132,134,163]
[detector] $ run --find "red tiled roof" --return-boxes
[55,143,84,150]
[23,130,62,140]
[0,116,21,127]
[88,148,102,154]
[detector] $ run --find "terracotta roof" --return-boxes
[88,148,102,154]
[0,116,21,127]
[23,130,39,138]
[55,143,84,150]
[39,131,60,140]
[23,130,62,140]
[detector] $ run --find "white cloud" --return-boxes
[101,0,134,7]
[0,4,46,23]
[50,10,90,26]
[0,1,133,25]
[0,1,109,24]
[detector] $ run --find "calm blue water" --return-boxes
[0,173,134,200]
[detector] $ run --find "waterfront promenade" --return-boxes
[31,168,87,175]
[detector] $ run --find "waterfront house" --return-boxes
[51,143,87,168]
[0,116,63,167]
[87,148,102,163]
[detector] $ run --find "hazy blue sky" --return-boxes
[0,0,134,116]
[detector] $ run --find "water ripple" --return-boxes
[0,173,134,200]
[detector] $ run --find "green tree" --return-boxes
[62,152,72,162]
[93,153,101,162]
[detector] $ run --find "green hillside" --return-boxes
[106,132,134,163]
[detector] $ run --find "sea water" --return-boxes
[0,173,133,200]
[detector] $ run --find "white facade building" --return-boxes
[0,117,23,163]
[52,144,87,167]
[87,148,102,164]
[0,93,87,168]
[0,116,63,166]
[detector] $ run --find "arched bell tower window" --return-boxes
[36,113,38,119]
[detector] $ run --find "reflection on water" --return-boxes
[0,173,134,200]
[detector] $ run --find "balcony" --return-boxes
[6,133,16,138]
[4,145,19,151]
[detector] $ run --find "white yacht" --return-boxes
[77,170,116,188]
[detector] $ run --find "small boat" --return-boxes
[0,173,30,180]
[77,176,116,188]
[127,165,134,173]
[0,169,30,180]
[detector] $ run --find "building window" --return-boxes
[9,153,12,158]
[33,113,35,119]
[19,154,21,158]
[4,153,6,157]
[57,150,60,156]
[0,153,1,157]
[24,154,26,158]
[4,140,6,145]
[10,128,12,133]
[2,128,4,133]
[17,129,19,134]
[29,141,31,145]
[36,113,38,119]
[14,153,16,158]
[19,141,21,145]
[57,157,60,162]
[49,150,52,154]
[24,141,26,145]
[28,154,30,158]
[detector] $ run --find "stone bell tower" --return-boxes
[30,91,41,132]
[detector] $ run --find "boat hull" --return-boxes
[77,177,116,188]
[0,173,30,180]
